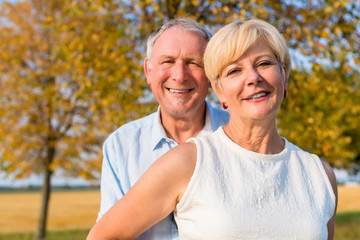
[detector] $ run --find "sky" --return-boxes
[0,170,95,189]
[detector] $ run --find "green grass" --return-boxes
[334,212,360,240]
[0,229,89,240]
[0,212,359,240]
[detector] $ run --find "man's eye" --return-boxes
[189,62,203,67]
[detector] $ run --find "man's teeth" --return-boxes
[247,92,268,100]
[169,89,191,93]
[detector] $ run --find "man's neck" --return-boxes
[160,103,207,144]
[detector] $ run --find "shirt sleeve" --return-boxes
[96,136,126,222]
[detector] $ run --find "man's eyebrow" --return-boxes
[157,55,203,62]
[158,55,175,60]
[185,56,203,62]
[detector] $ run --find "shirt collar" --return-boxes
[197,101,212,137]
[151,101,215,150]
[151,105,169,151]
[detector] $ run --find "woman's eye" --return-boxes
[227,68,240,76]
[258,61,272,67]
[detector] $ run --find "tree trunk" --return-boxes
[33,147,54,240]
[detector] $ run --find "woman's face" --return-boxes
[216,39,288,122]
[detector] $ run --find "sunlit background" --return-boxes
[0,0,359,239]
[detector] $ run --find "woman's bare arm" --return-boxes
[87,142,197,240]
[321,160,338,240]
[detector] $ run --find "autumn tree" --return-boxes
[0,0,154,239]
[279,64,360,171]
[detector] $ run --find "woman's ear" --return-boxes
[282,64,289,90]
[213,80,226,103]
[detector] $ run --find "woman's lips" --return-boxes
[244,91,270,100]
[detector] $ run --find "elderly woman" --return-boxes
[87,19,337,240]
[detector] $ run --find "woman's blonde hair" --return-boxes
[204,19,291,90]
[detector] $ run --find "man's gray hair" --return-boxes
[146,18,211,61]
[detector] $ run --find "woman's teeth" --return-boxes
[246,92,268,100]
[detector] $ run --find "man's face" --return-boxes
[144,26,209,119]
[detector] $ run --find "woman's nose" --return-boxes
[245,67,261,86]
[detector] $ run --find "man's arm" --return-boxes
[87,142,197,240]
[97,138,126,221]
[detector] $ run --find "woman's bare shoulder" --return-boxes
[321,161,336,187]
[158,142,197,177]
[169,142,197,160]
[321,160,338,201]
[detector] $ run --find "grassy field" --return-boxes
[0,185,359,239]
[1,212,359,240]
[0,229,89,240]
[0,189,100,233]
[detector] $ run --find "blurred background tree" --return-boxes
[0,0,153,239]
[0,0,359,239]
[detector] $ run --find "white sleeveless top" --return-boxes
[174,127,335,240]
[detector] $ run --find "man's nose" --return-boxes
[171,62,188,82]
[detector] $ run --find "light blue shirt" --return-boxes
[97,101,229,240]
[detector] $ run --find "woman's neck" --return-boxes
[223,118,284,154]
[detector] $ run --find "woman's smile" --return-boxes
[243,91,271,101]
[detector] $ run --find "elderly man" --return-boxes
[96,18,229,240]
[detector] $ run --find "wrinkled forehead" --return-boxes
[152,27,208,58]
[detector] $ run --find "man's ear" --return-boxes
[144,58,152,84]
